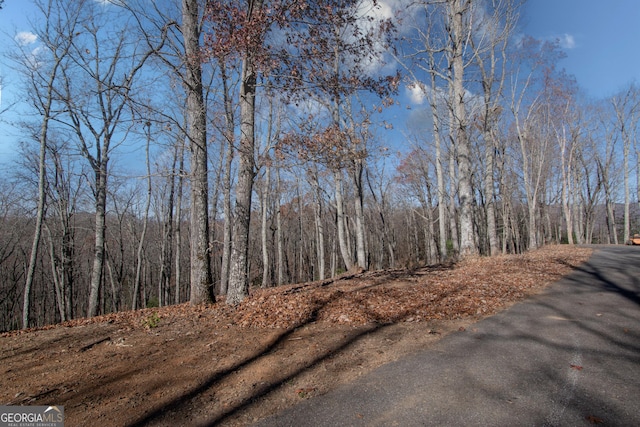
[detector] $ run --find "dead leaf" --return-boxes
[586,415,604,424]
[1,246,593,334]
[295,387,316,398]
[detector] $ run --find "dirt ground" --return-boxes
[0,245,593,427]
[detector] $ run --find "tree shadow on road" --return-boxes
[125,293,413,427]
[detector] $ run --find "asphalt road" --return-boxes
[253,246,640,426]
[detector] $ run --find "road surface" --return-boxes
[254,246,640,426]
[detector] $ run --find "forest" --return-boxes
[0,0,638,332]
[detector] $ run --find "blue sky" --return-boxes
[522,0,640,99]
[1,0,639,166]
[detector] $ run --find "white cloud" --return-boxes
[15,31,37,46]
[406,83,426,105]
[558,33,576,49]
[347,0,395,76]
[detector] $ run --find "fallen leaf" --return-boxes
[295,387,316,398]
[586,415,604,424]
[1,246,593,333]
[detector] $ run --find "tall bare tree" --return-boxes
[507,36,566,249]
[182,0,215,304]
[132,122,153,309]
[17,0,80,327]
[470,0,518,255]
[50,0,161,316]
[447,0,477,256]
[612,84,640,244]
[394,0,481,257]
[121,0,216,304]
[225,0,265,304]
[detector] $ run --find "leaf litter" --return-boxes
[233,245,592,328]
[0,245,592,426]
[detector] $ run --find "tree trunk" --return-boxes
[636,143,640,217]
[309,168,326,280]
[365,169,395,269]
[429,76,448,260]
[261,165,271,287]
[514,121,539,250]
[426,190,437,263]
[314,196,326,280]
[276,168,284,285]
[44,224,65,322]
[612,86,639,244]
[132,123,152,310]
[60,212,73,319]
[227,0,263,304]
[159,143,177,307]
[334,170,354,271]
[22,22,67,326]
[449,0,477,257]
[623,124,631,244]
[483,132,499,255]
[174,141,185,304]
[448,147,459,254]
[87,158,107,317]
[606,200,618,244]
[23,112,48,329]
[219,63,234,296]
[352,160,367,270]
[558,123,574,245]
[597,159,618,244]
[183,0,214,305]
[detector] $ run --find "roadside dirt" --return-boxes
[0,245,593,426]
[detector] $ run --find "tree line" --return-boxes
[0,0,638,331]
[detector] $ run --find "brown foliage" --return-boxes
[2,245,591,338]
[0,245,593,427]
[232,245,592,327]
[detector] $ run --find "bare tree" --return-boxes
[181,0,215,304]
[174,137,186,303]
[470,0,518,255]
[394,0,486,257]
[447,0,477,256]
[218,61,236,296]
[121,0,218,304]
[225,0,265,304]
[507,37,566,249]
[612,84,640,244]
[16,0,81,327]
[44,139,85,321]
[132,122,152,309]
[592,104,620,244]
[49,0,162,316]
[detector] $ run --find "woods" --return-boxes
[1,0,639,331]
